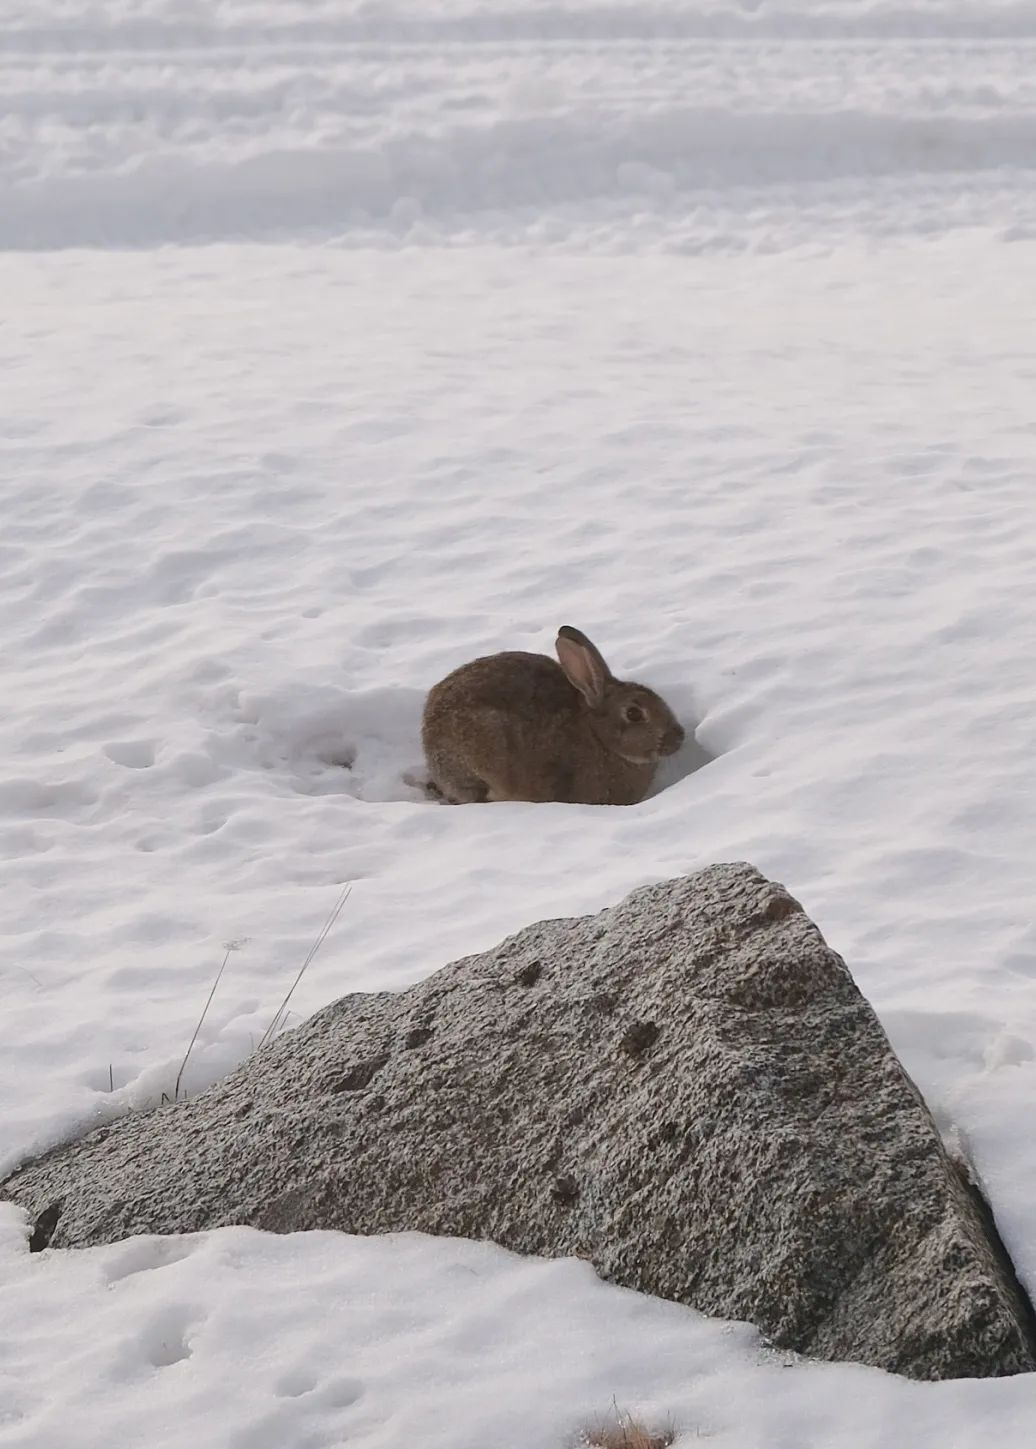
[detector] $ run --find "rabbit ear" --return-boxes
[555,626,610,707]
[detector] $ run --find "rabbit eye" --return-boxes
[624,704,645,724]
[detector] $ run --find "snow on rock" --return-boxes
[6,863,1035,1382]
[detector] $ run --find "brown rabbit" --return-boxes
[422,626,684,805]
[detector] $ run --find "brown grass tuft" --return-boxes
[581,1409,675,1449]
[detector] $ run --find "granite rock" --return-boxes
[5,863,1034,1380]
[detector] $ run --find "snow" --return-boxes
[8,1217,1034,1449]
[8,0,1036,250]
[3,0,1036,1444]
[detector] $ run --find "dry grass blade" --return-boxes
[582,1408,675,1449]
[173,946,232,1101]
[256,882,352,1052]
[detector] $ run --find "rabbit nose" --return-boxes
[663,724,685,755]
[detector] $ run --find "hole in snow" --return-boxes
[274,1368,317,1399]
[103,739,157,770]
[645,723,715,798]
[232,683,427,803]
[228,681,712,807]
[313,741,357,770]
[142,1307,196,1368]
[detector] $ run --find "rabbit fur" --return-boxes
[422,625,684,805]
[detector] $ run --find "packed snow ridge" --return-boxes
[6,0,1036,248]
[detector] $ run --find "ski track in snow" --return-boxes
[6,0,1036,249]
[4,3,1036,1447]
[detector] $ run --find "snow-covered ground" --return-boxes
[8,0,1036,251]
[4,1,1036,1444]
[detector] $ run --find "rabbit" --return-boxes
[421,625,685,805]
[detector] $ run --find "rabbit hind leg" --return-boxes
[427,756,489,805]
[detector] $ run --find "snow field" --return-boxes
[7,0,1036,249]
[3,1209,1036,1449]
[4,2,1036,1445]
[4,240,1036,1449]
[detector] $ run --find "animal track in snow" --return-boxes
[140,1305,197,1368]
[273,1368,318,1399]
[104,739,157,770]
[272,1368,363,1407]
[0,777,98,818]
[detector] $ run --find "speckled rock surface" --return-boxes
[4,863,1034,1380]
